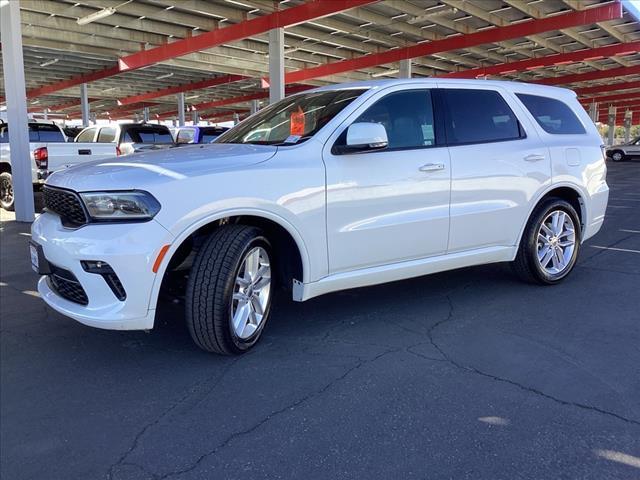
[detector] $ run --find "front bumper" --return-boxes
[31,212,174,330]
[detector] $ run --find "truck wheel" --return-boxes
[512,198,581,285]
[0,172,14,211]
[186,225,273,355]
[610,150,626,162]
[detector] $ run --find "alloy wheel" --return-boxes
[230,246,271,339]
[536,210,576,275]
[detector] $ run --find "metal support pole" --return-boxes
[233,113,240,125]
[250,99,260,115]
[589,102,598,123]
[268,28,285,104]
[624,110,632,143]
[1,0,35,221]
[192,109,198,125]
[80,83,90,127]
[607,106,616,146]
[43,109,49,121]
[177,92,185,127]
[399,59,412,79]
[143,107,150,122]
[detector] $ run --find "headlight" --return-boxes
[79,191,161,222]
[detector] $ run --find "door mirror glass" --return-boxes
[345,122,388,152]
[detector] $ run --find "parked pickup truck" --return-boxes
[74,122,174,156]
[0,121,116,210]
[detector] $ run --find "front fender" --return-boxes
[147,206,313,312]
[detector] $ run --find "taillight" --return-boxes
[116,146,122,156]
[34,147,48,169]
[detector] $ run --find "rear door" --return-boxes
[438,84,550,252]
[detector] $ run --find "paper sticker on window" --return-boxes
[290,107,306,136]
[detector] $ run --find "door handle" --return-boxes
[419,162,445,172]
[524,153,545,162]
[78,149,92,155]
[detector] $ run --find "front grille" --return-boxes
[103,273,127,301]
[48,265,89,306]
[43,186,88,227]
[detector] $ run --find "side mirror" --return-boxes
[344,122,388,152]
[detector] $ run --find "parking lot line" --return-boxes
[591,245,640,254]
[620,229,640,234]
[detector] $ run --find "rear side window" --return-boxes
[176,128,196,144]
[97,127,117,143]
[441,89,523,146]
[355,90,436,149]
[516,93,586,134]
[76,128,96,142]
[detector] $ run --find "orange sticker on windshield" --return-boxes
[290,107,305,136]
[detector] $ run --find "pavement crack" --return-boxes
[156,348,399,479]
[427,295,640,427]
[106,358,241,480]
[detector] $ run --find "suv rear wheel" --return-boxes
[513,198,581,285]
[186,225,273,355]
[0,172,14,211]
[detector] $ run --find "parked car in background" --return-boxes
[31,79,608,354]
[174,126,229,144]
[62,126,84,140]
[606,136,640,161]
[75,122,174,156]
[0,121,116,210]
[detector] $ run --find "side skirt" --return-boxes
[293,246,517,302]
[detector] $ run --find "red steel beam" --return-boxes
[172,84,314,118]
[440,41,640,79]
[587,99,640,108]
[27,66,120,99]
[536,65,640,85]
[575,80,640,96]
[581,91,640,103]
[281,2,622,84]
[26,0,376,99]
[117,74,248,106]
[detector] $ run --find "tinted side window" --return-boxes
[97,127,117,143]
[125,127,173,144]
[516,93,586,134]
[356,90,436,149]
[76,128,96,143]
[442,89,523,145]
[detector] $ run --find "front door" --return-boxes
[322,87,451,274]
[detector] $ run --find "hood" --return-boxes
[46,143,277,191]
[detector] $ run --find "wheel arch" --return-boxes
[516,183,587,249]
[148,209,310,311]
[0,162,11,174]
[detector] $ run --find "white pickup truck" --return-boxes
[0,121,116,210]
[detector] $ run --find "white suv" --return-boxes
[30,79,609,355]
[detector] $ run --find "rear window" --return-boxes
[123,126,173,144]
[97,127,117,143]
[75,128,96,143]
[1,124,65,143]
[516,93,586,135]
[32,124,66,142]
[441,89,524,146]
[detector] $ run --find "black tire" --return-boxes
[0,172,14,211]
[185,225,273,355]
[610,150,626,162]
[512,198,581,285]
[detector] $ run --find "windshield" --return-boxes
[217,89,366,145]
[123,126,173,144]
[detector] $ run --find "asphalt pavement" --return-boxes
[1,160,639,480]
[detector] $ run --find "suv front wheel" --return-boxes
[513,198,581,285]
[186,225,273,355]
